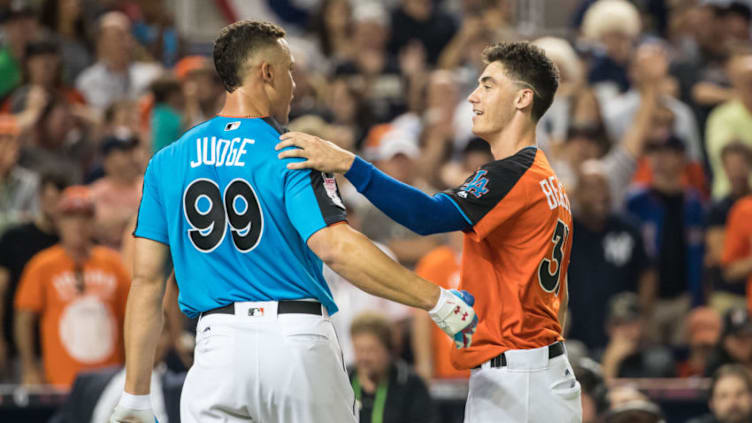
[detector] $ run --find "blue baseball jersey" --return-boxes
[134,116,347,318]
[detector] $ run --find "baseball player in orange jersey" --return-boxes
[277,41,582,422]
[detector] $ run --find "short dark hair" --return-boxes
[213,20,286,93]
[721,141,752,164]
[709,364,752,400]
[40,170,71,191]
[350,312,393,351]
[149,76,182,104]
[481,42,559,121]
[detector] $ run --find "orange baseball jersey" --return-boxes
[14,245,130,388]
[415,246,471,379]
[443,146,572,369]
[721,195,752,310]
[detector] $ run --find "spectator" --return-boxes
[349,312,437,423]
[174,55,224,128]
[149,76,184,154]
[706,47,752,199]
[53,327,184,423]
[0,114,39,234]
[689,364,752,423]
[75,11,162,110]
[604,400,666,423]
[387,0,458,65]
[626,135,705,343]
[7,36,86,113]
[0,171,68,381]
[14,186,130,388]
[39,0,93,84]
[722,194,752,309]
[573,358,610,423]
[411,231,469,381]
[0,2,39,100]
[603,42,704,168]
[706,308,752,377]
[725,2,752,43]
[581,0,642,102]
[597,292,676,379]
[678,307,723,378]
[310,0,353,60]
[568,163,655,351]
[128,0,182,68]
[707,143,752,315]
[88,135,142,249]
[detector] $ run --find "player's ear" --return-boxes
[260,61,274,84]
[514,88,534,112]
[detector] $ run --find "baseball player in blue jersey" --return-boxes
[110,21,478,423]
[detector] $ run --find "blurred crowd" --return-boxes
[1,0,752,422]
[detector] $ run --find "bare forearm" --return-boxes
[412,311,434,380]
[622,86,658,158]
[123,277,164,395]
[14,311,38,371]
[724,257,752,281]
[317,226,440,310]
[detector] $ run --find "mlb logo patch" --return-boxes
[225,121,241,131]
[248,307,264,317]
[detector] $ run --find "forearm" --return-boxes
[724,257,752,281]
[621,86,657,158]
[313,225,440,310]
[123,276,165,395]
[412,311,434,380]
[345,157,469,235]
[14,311,38,372]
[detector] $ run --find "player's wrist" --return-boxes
[428,287,449,314]
[339,151,356,174]
[118,392,152,410]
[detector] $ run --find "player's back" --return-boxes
[135,116,346,318]
[446,146,573,369]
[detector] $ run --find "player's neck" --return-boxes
[219,86,271,119]
[486,116,537,160]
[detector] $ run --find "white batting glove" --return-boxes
[429,288,478,349]
[110,393,158,423]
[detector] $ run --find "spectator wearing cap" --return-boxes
[706,143,752,315]
[678,307,723,377]
[349,312,437,423]
[626,134,705,345]
[689,364,752,423]
[707,308,752,377]
[75,11,162,110]
[7,36,86,113]
[722,193,752,313]
[706,47,752,199]
[0,114,39,234]
[598,292,676,379]
[357,128,442,267]
[149,76,184,154]
[0,2,39,99]
[88,135,142,249]
[0,171,68,381]
[573,358,610,423]
[13,186,130,388]
[175,55,224,128]
[567,163,655,351]
[604,400,666,423]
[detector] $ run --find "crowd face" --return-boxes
[729,54,752,105]
[711,375,752,423]
[27,52,60,87]
[0,133,20,176]
[468,61,518,140]
[39,182,63,223]
[353,332,391,379]
[574,171,610,221]
[722,151,752,192]
[103,148,139,183]
[57,213,93,249]
[323,0,351,33]
[599,30,634,65]
[725,333,752,364]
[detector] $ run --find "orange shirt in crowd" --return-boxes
[632,158,708,199]
[415,246,470,379]
[445,148,571,369]
[15,245,130,388]
[722,195,752,310]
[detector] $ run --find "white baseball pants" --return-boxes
[464,343,582,422]
[180,301,358,423]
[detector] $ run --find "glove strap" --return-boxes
[118,392,152,410]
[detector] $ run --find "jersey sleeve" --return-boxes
[14,256,45,312]
[443,148,536,240]
[133,158,169,244]
[284,168,347,242]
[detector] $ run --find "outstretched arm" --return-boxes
[277,132,470,235]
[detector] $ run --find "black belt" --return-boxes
[474,341,565,369]
[201,301,323,318]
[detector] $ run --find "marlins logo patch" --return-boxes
[323,173,346,209]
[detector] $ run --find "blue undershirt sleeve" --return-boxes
[344,156,471,235]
